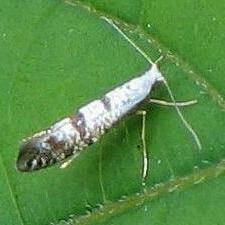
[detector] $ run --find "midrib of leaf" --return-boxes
[54,159,225,225]
[0,156,25,225]
[64,0,225,110]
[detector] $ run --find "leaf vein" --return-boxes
[0,156,25,225]
[53,159,225,225]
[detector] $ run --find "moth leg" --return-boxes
[60,153,79,169]
[149,98,197,107]
[136,110,148,187]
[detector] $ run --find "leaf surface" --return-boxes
[0,1,225,224]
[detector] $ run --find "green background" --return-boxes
[0,1,225,224]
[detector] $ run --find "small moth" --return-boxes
[16,18,201,174]
[16,65,163,172]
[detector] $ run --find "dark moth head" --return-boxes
[16,136,56,172]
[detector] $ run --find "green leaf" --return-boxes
[0,1,224,225]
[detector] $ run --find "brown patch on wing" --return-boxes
[70,112,86,139]
[47,136,73,156]
[70,112,99,146]
[47,137,65,151]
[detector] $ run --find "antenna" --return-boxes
[101,16,202,151]
[101,17,154,65]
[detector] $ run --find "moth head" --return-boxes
[16,136,54,172]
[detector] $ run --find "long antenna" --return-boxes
[163,80,202,150]
[101,17,154,65]
[101,16,202,151]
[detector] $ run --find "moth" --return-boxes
[16,18,201,180]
